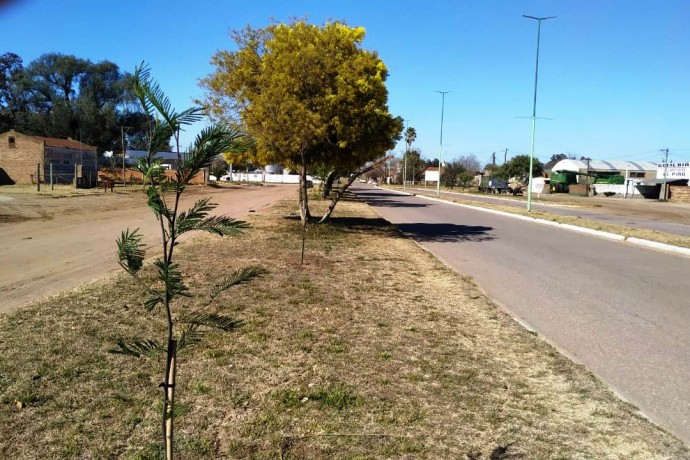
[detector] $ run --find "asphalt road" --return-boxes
[355,184,690,444]
[408,187,690,237]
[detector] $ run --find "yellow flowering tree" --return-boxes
[200,20,402,222]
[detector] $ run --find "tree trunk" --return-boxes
[319,156,390,223]
[163,339,177,460]
[299,154,311,223]
[321,170,337,199]
[320,172,357,223]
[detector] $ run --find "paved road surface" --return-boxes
[407,187,690,237]
[356,185,690,444]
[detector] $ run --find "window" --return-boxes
[630,172,645,178]
[8,136,16,148]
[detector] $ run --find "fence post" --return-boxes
[37,163,41,191]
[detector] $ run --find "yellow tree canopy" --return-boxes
[200,19,402,172]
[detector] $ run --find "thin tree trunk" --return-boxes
[299,154,310,223]
[163,340,177,460]
[300,218,307,265]
[321,170,337,199]
[319,156,390,223]
[320,173,357,223]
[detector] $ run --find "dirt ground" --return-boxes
[2,184,688,315]
[0,184,296,314]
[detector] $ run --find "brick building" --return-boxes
[0,129,98,186]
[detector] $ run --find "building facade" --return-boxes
[0,129,98,186]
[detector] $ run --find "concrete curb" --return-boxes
[381,187,690,258]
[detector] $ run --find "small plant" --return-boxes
[113,63,260,460]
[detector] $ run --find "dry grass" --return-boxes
[0,195,687,459]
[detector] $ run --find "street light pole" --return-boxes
[403,119,411,192]
[660,148,670,201]
[121,126,126,187]
[523,14,555,212]
[435,90,451,197]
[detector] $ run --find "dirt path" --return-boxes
[0,184,295,314]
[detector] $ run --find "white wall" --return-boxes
[228,173,318,184]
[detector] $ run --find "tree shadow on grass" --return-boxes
[397,222,495,243]
[328,216,401,237]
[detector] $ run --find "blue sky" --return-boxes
[2,0,689,165]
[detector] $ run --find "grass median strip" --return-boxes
[0,196,687,459]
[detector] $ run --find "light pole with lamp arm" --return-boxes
[435,90,451,197]
[523,15,556,211]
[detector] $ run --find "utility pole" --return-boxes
[504,148,508,164]
[660,148,670,201]
[492,152,496,165]
[121,126,127,187]
[435,90,451,197]
[524,14,556,212]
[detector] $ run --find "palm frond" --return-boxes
[135,157,167,186]
[211,266,267,299]
[180,313,243,332]
[154,259,190,300]
[174,198,249,237]
[116,229,145,274]
[132,63,155,119]
[178,125,252,183]
[178,324,204,351]
[194,216,249,236]
[109,338,162,357]
[146,187,169,221]
[144,292,164,311]
[175,106,205,127]
[175,198,216,235]
[149,120,175,155]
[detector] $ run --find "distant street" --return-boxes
[408,187,690,237]
[355,184,690,444]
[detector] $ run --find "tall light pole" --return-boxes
[121,125,133,187]
[523,15,555,211]
[660,148,670,200]
[435,90,451,197]
[403,119,409,192]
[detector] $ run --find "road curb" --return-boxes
[381,187,690,258]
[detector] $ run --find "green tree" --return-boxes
[10,52,145,152]
[458,170,475,187]
[404,126,416,151]
[0,52,24,132]
[200,20,401,223]
[441,159,467,187]
[402,148,426,184]
[503,154,543,178]
[114,64,257,459]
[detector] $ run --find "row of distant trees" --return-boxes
[0,52,150,152]
[370,122,557,187]
[366,150,549,187]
